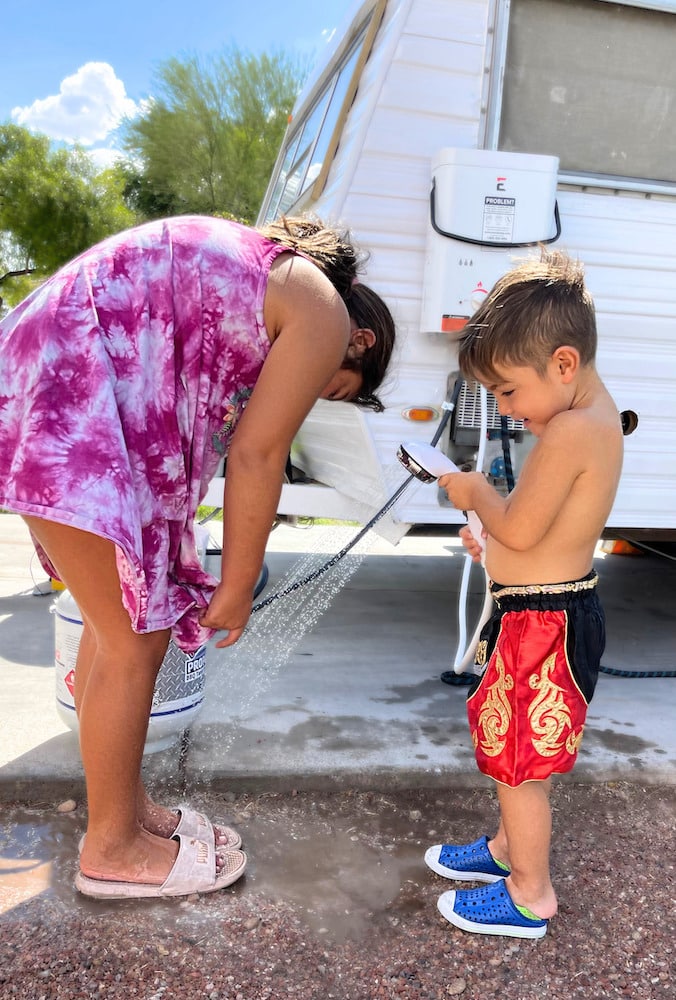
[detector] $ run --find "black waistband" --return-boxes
[490,570,599,611]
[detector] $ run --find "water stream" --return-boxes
[201,464,416,748]
[204,522,378,747]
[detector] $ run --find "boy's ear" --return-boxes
[553,346,580,383]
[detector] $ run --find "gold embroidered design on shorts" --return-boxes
[476,653,514,758]
[566,727,584,755]
[474,640,488,668]
[528,653,573,757]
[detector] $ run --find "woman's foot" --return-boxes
[142,800,239,845]
[80,827,179,886]
[77,828,247,898]
[139,798,241,873]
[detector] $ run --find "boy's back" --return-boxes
[485,378,623,585]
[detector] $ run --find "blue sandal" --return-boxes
[437,880,548,939]
[424,835,510,883]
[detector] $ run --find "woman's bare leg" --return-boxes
[76,601,233,864]
[25,516,177,885]
[76,624,173,835]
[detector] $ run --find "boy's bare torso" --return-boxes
[486,382,623,586]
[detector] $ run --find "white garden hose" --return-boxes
[452,384,494,673]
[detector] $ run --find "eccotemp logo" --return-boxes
[496,176,506,191]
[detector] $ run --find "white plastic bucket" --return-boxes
[53,590,206,754]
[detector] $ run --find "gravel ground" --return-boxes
[1,781,674,1000]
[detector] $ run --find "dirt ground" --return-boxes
[0,781,674,1000]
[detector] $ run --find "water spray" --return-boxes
[395,440,493,676]
[247,378,492,680]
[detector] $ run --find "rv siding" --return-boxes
[554,189,676,527]
[285,0,676,530]
[342,0,490,352]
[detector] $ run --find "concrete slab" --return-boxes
[0,512,674,800]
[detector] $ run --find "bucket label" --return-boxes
[152,642,207,705]
[483,196,515,242]
[185,647,206,684]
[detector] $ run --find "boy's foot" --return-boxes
[437,880,548,939]
[424,835,510,882]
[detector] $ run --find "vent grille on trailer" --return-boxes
[456,380,525,432]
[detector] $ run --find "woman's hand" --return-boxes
[199,582,253,649]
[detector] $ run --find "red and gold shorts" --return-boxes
[466,572,605,787]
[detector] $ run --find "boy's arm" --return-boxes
[439,412,587,551]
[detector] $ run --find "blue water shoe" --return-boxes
[424,835,510,883]
[437,880,548,939]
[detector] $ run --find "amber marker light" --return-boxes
[402,406,439,422]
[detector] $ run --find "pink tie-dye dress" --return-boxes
[0,216,291,650]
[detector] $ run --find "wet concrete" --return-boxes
[1,515,676,805]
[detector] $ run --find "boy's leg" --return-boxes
[496,777,558,919]
[488,816,509,867]
[24,516,178,886]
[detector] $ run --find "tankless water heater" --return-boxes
[420,147,560,336]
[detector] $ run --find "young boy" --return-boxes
[425,249,624,939]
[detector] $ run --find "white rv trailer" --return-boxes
[247,0,676,539]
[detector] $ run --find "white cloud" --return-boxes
[87,146,125,171]
[11,62,139,146]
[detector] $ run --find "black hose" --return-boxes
[250,471,416,613]
[500,416,515,493]
[599,665,676,678]
[443,664,676,684]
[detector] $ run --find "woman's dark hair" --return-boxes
[343,283,396,412]
[257,216,365,300]
[259,215,396,411]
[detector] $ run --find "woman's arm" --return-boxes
[199,257,351,647]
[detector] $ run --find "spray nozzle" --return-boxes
[397,442,461,482]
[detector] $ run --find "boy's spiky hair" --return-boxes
[459,249,597,383]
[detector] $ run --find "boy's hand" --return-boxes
[459,523,485,564]
[438,470,484,511]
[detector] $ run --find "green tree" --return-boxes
[0,124,134,309]
[120,47,306,222]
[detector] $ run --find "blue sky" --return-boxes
[2,0,355,164]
